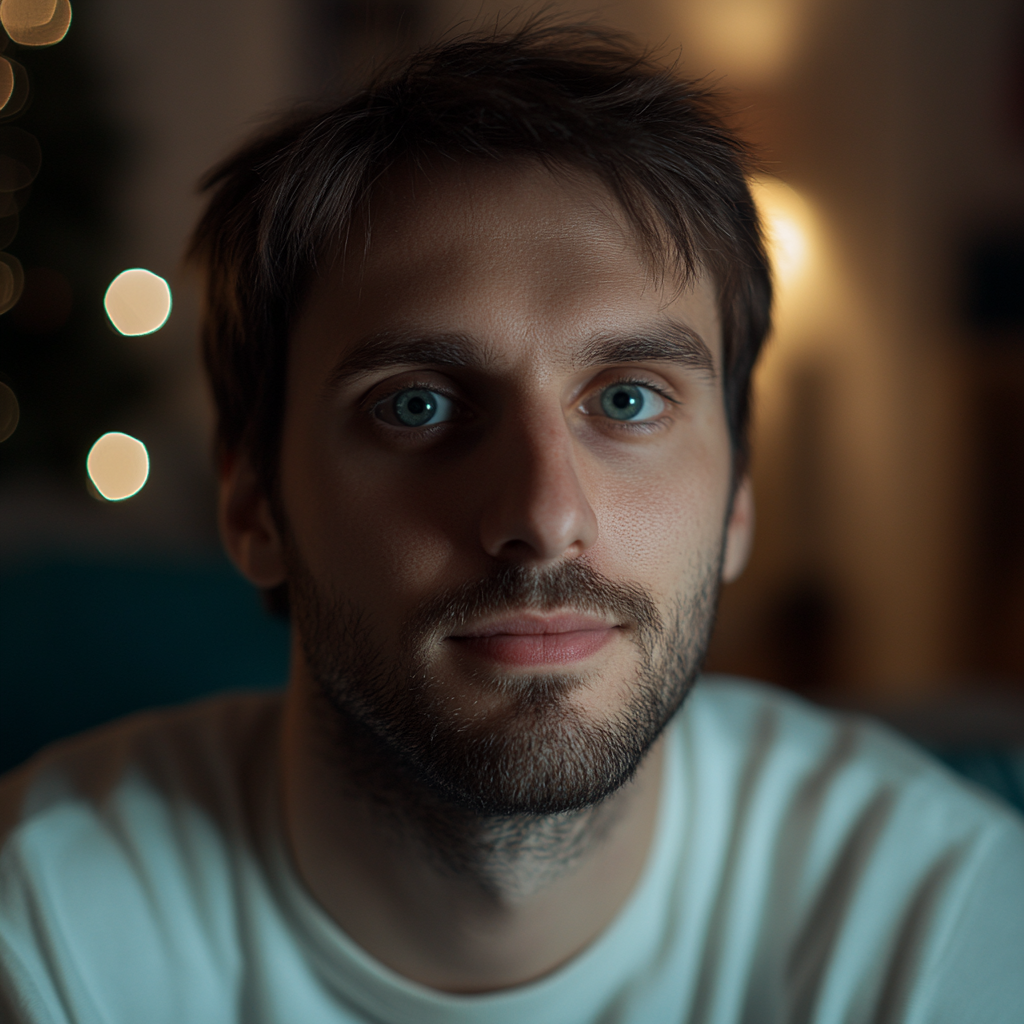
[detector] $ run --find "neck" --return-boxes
[280,670,666,993]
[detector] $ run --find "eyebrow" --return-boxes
[323,332,480,393]
[323,318,716,393]
[575,321,716,379]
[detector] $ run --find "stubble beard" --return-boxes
[289,554,721,840]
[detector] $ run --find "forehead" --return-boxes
[293,159,721,371]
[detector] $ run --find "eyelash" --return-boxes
[587,377,679,429]
[602,376,677,404]
[368,381,460,417]
[367,375,679,430]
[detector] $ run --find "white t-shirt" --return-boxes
[1,676,1022,1024]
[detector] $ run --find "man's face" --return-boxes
[239,161,748,814]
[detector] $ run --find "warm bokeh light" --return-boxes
[0,58,13,112]
[0,57,29,119]
[0,0,72,48]
[0,252,24,314]
[86,431,149,501]
[0,380,18,442]
[750,176,814,290]
[103,268,172,336]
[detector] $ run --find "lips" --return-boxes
[448,613,618,666]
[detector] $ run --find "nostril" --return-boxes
[479,480,599,562]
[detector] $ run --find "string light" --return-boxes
[103,268,172,336]
[0,0,69,470]
[86,431,149,501]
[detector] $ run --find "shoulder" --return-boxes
[684,674,1020,821]
[0,690,283,836]
[0,692,283,1022]
[677,676,1024,1019]
[681,674,1024,857]
[0,690,284,872]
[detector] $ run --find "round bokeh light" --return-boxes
[103,268,172,336]
[0,58,14,111]
[0,0,72,48]
[86,431,149,501]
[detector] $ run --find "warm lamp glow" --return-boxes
[86,431,149,501]
[750,177,814,289]
[0,0,72,47]
[681,0,799,84]
[104,268,172,336]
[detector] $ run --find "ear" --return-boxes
[219,451,288,589]
[721,475,755,584]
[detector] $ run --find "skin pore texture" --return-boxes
[220,160,754,993]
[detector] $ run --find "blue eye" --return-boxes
[391,388,455,427]
[599,383,665,421]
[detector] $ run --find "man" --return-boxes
[1,23,1022,1023]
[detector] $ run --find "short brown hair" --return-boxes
[189,21,771,497]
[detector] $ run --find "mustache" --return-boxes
[404,560,663,648]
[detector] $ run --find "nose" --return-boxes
[477,406,599,563]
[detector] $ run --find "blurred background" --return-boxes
[1,0,1022,805]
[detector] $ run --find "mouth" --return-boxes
[447,612,620,667]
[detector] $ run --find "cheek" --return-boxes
[590,434,731,597]
[279,425,469,609]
